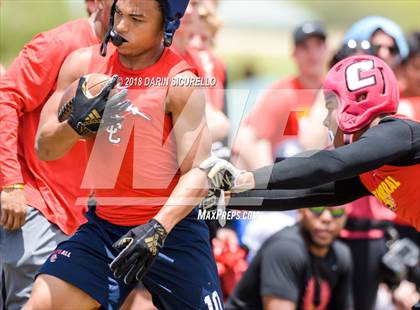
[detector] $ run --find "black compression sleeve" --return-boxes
[229,177,370,211]
[253,118,415,190]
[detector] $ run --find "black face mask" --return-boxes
[101,27,127,56]
[100,0,127,57]
[110,29,128,47]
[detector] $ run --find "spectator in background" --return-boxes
[343,16,409,70]
[226,205,353,310]
[179,1,249,299]
[241,140,301,262]
[398,32,420,121]
[173,0,230,143]
[229,22,328,265]
[341,16,418,125]
[85,0,97,16]
[234,21,328,170]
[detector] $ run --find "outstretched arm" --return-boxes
[252,118,416,190]
[229,177,370,211]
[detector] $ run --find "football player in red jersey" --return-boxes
[0,1,114,309]
[200,55,420,232]
[26,1,222,309]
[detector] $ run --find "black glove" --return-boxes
[110,219,168,285]
[67,75,130,136]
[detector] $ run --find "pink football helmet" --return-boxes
[323,55,399,133]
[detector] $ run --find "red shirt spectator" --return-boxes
[246,77,317,150]
[0,18,101,235]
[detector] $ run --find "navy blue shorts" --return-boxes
[38,207,223,309]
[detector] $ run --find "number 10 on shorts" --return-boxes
[204,291,223,310]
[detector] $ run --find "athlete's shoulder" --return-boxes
[59,45,97,81]
[162,47,182,64]
[360,116,417,147]
[165,50,197,79]
[66,44,96,64]
[167,70,202,111]
[378,115,420,131]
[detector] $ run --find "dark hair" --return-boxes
[155,0,165,27]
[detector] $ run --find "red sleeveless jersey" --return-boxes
[83,46,194,226]
[359,164,420,231]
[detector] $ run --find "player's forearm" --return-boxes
[35,120,80,161]
[251,153,331,189]
[229,178,368,211]
[0,105,24,185]
[253,119,415,190]
[153,168,208,233]
[230,186,353,211]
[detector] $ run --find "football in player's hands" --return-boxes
[58,74,115,121]
[58,74,130,137]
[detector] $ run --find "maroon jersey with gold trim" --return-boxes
[359,164,420,231]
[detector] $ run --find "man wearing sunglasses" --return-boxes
[226,205,353,310]
[342,16,409,69]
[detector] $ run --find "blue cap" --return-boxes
[159,0,190,47]
[343,16,409,59]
